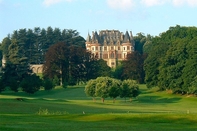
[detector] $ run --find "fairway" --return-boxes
[1,85,197,131]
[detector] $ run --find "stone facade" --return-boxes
[30,64,43,74]
[85,30,135,68]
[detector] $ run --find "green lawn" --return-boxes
[0,85,197,131]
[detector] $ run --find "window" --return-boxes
[111,46,114,50]
[100,46,102,51]
[124,53,126,58]
[96,46,98,51]
[111,53,114,58]
[103,54,108,59]
[92,47,94,51]
[118,46,120,50]
[127,46,130,50]
[95,53,99,58]
[124,47,126,51]
[104,47,107,51]
[100,53,102,58]
[111,62,115,66]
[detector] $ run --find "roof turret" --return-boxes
[86,32,91,42]
[130,31,134,40]
[123,31,130,43]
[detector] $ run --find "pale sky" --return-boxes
[0,0,197,42]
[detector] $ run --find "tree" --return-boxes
[144,37,171,88]
[43,42,69,86]
[0,71,5,93]
[1,62,19,92]
[95,59,111,77]
[1,37,11,56]
[144,25,197,94]
[122,51,146,83]
[108,79,121,103]
[188,76,197,95]
[112,63,123,80]
[1,39,32,92]
[85,79,97,101]
[20,74,42,94]
[134,33,146,54]
[43,78,54,91]
[8,77,19,92]
[120,80,140,102]
[182,37,197,92]
[95,77,120,103]
[69,46,87,85]
[158,39,188,92]
[9,40,32,79]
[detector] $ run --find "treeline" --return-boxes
[144,25,197,94]
[0,27,148,94]
[43,42,111,86]
[0,27,85,64]
[0,27,111,93]
[1,25,197,95]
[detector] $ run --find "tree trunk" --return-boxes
[113,98,116,103]
[130,98,132,102]
[92,97,96,102]
[59,64,62,86]
[102,98,105,103]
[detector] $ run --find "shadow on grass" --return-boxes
[137,95,182,104]
[0,87,88,100]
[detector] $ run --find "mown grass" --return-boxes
[0,85,197,131]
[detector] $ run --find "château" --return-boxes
[85,30,135,68]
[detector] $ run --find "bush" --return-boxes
[43,78,54,91]
[62,80,68,89]
[52,75,59,86]
[20,74,42,94]
[9,78,19,92]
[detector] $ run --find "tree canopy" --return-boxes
[43,42,111,85]
[85,77,140,103]
[1,27,85,64]
[144,25,197,94]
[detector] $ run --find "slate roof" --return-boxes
[86,30,134,45]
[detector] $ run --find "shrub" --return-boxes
[20,74,42,94]
[43,78,54,91]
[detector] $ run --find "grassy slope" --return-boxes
[0,85,197,131]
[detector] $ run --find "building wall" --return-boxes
[30,64,43,74]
